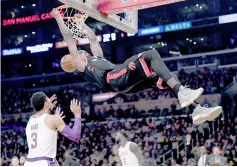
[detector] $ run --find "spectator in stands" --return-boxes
[108,106,115,117]
[208,146,227,166]
[108,147,118,166]
[62,150,80,166]
[188,158,196,166]
[177,150,185,164]
[224,149,234,164]
[181,156,188,166]
[171,101,177,113]
[171,158,180,166]
[144,152,155,166]
[234,94,237,115]
[2,115,237,166]
[197,146,210,166]
[11,156,19,166]
[19,156,26,166]
[2,76,237,167]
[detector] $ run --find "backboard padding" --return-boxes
[98,0,185,15]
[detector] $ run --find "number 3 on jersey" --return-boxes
[31,132,37,149]
[122,158,127,165]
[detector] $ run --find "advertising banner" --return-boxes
[164,21,192,32]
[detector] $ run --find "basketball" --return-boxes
[60,54,76,72]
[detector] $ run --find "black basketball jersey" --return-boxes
[80,56,116,90]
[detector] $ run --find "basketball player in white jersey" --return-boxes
[116,130,144,166]
[24,92,82,166]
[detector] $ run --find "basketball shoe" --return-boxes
[178,85,204,108]
[192,105,223,125]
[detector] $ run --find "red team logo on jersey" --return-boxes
[88,66,94,72]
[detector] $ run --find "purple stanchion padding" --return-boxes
[27,157,57,166]
[48,159,56,166]
[60,117,81,142]
[27,157,54,162]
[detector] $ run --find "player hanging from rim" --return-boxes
[51,9,222,125]
[24,92,82,166]
[115,130,144,166]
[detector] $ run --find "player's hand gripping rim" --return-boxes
[51,8,62,19]
[75,12,89,24]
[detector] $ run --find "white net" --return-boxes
[56,5,89,39]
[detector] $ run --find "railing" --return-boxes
[177,142,186,158]
[156,142,186,165]
[156,148,173,165]
[163,48,237,61]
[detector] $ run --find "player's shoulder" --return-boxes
[46,114,62,123]
[45,114,63,130]
[26,113,46,125]
[129,142,138,151]
[128,141,137,145]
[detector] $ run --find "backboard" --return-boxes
[58,0,184,34]
[98,0,185,15]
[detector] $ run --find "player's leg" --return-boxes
[172,73,222,125]
[107,55,149,93]
[153,73,222,125]
[140,49,204,108]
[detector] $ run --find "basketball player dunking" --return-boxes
[116,130,144,166]
[24,92,82,166]
[51,9,222,125]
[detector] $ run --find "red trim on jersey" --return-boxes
[139,59,152,77]
[88,66,95,72]
[106,68,127,83]
[157,77,165,89]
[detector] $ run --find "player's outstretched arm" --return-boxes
[50,99,82,142]
[130,143,145,166]
[81,23,104,58]
[51,9,86,72]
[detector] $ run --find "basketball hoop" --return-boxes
[55,5,89,39]
[57,0,184,34]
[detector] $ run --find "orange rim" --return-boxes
[55,5,83,19]
[55,4,70,10]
